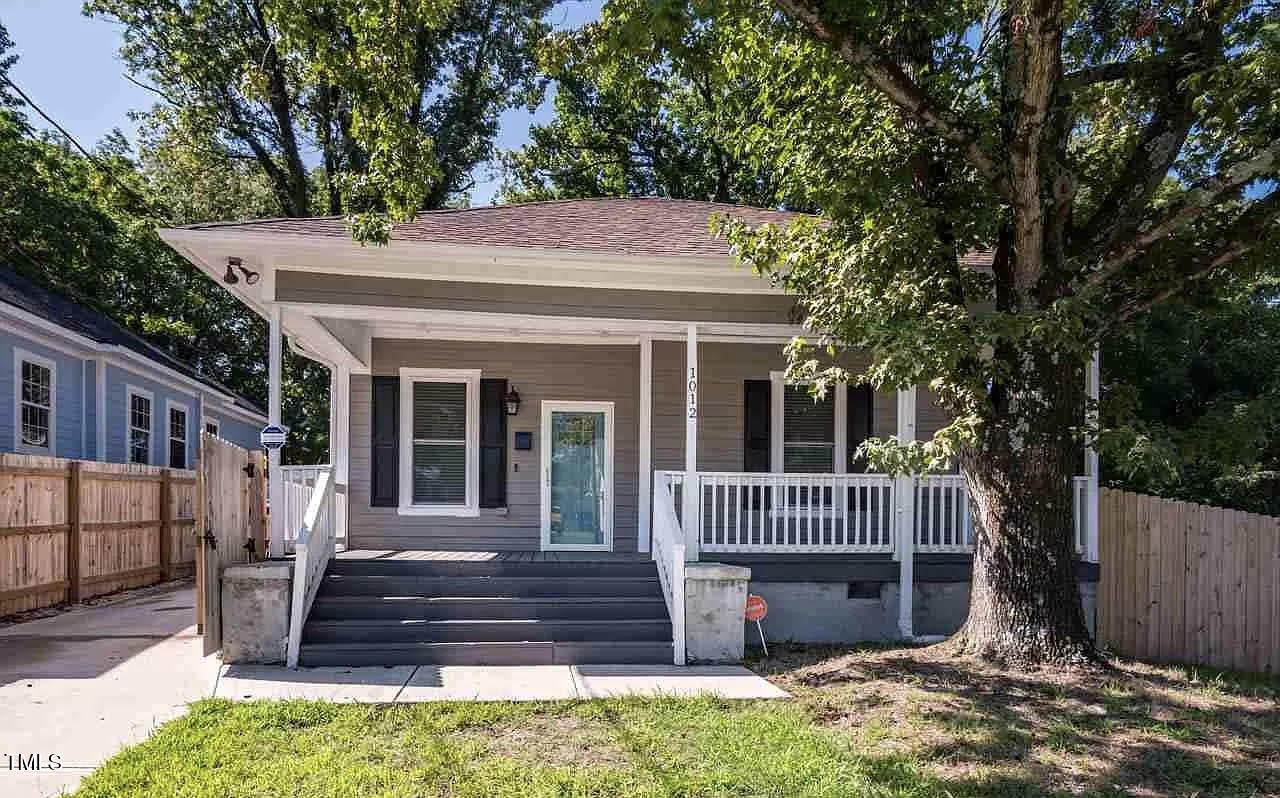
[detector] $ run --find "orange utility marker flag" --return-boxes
[745,594,768,656]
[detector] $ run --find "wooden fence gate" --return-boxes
[1097,488,1280,673]
[195,433,266,654]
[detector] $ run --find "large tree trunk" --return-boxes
[949,352,1097,665]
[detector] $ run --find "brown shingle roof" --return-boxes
[181,197,803,258]
[180,197,997,267]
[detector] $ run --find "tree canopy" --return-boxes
[87,0,552,238]
[0,21,333,461]
[501,0,787,205]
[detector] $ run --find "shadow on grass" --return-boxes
[751,643,1280,798]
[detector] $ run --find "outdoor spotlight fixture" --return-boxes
[223,257,261,286]
[504,387,522,416]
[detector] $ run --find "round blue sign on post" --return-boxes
[260,424,287,450]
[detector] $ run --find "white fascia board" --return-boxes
[159,230,271,319]
[159,227,781,295]
[202,396,267,426]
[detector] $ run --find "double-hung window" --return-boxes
[15,350,55,454]
[127,387,153,465]
[780,385,836,472]
[167,402,188,469]
[398,369,479,516]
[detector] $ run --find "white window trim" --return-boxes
[397,368,481,517]
[770,371,847,474]
[203,417,220,438]
[14,348,56,455]
[166,399,190,469]
[125,385,154,465]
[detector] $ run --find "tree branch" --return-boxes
[1111,188,1280,323]
[772,0,1010,198]
[1006,0,1065,296]
[1060,58,1163,92]
[1076,1,1230,253]
[1086,138,1280,289]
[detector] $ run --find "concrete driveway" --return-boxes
[0,584,218,798]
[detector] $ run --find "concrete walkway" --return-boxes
[0,583,218,798]
[215,663,788,702]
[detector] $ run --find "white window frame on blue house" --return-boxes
[126,385,154,465]
[166,399,190,469]
[14,348,56,455]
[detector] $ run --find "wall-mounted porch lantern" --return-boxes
[504,386,522,416]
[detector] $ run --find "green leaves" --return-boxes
[89,0,553,237]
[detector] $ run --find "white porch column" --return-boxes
[895,385,918,639]
[683,324,699,561]
[638,337,653,553]
[267,305,284,558]
[1084,348,1101,563]
[331,362,351,546]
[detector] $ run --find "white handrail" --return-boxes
[286,468,335,668]
[278,465,330,551]
[652,471,686,665]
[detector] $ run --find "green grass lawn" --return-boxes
[74,647,1280,798]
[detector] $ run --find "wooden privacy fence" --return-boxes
[0,453,197,616]
[1098,488,1280,673]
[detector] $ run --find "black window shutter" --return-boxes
[479,378,507,508]
[743,380,771,472]
[847,384,874,473]
[370,377,399,507]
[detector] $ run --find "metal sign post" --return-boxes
[260,424,286,451]
[745,594,769,656]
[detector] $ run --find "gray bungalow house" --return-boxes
[0,267,265,466]
[160,198,1099,667]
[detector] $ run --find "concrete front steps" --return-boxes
[298,558,674,666]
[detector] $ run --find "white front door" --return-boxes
[541,401,614,551]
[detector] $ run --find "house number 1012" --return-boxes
[687,367,698,418]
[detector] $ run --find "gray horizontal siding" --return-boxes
[277,271,796,324]
[349,339,945,551]
[651,341,898,473]
[350,340,640,551]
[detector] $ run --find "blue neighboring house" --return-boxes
[0,267,266,467]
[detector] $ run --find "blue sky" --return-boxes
[0,0,600,206]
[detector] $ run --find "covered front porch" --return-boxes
[266,321,1100,666]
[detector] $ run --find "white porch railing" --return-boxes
[652,471,686,664]
[279,465,329,551]
[286,468,336,668]
[913,473,1090,554]
[914,475,972,553]
[693,472,897,554]
[661,470,1090,557]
